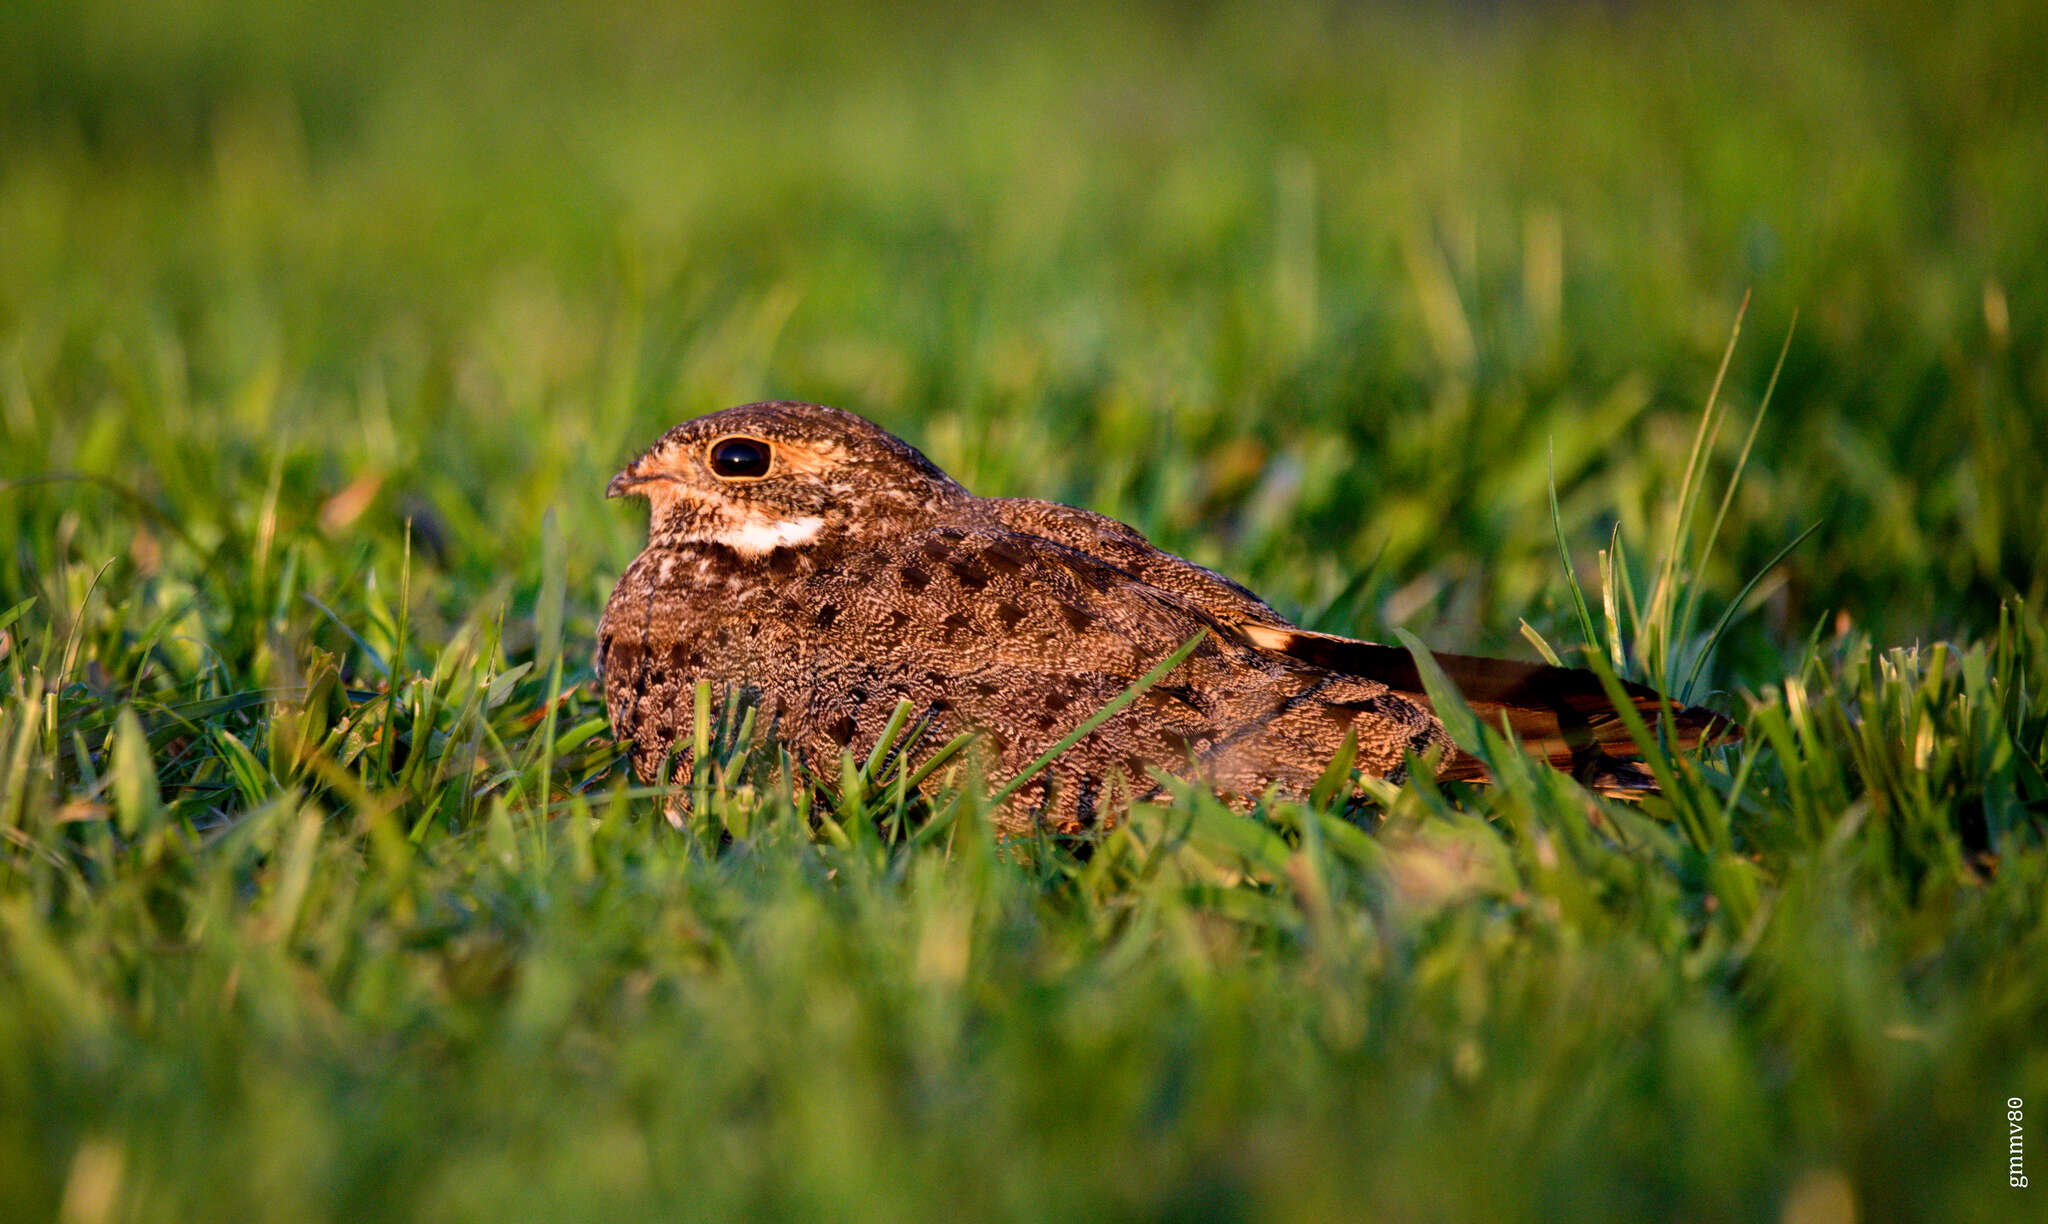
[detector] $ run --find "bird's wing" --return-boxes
[972,496,1737,772]
[775,525,1446,817]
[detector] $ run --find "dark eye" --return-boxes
[707,436,773,479]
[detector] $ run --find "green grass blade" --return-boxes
[1677,310,1797,690]
[1652,292,1748,647]
[1549,440,1602,654]
[1682,519,1824,700]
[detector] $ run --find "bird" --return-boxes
[597,401,1735,832]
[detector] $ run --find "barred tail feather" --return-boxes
[1233,623,1740,792]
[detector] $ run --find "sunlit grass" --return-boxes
[3,1,2046,1221]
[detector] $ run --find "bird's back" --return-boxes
[600,517,1453,829]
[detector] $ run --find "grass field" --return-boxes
[3,1,2046,1219]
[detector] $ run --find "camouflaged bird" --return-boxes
[598,401,1733,831]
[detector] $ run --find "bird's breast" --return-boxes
[600,544,806,670]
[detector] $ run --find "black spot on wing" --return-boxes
[949,557,991,589]
[1153,684,1210,716]
[981,537,1034,575]
[825,713,857,747]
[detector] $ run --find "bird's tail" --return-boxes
[1232,624,1739,795]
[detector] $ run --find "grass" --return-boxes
[3,0,2046,1220]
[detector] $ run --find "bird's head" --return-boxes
[608,401,969,554]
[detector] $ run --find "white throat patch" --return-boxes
[717,515,826,557]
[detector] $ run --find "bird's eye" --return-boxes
[707,436,774,479]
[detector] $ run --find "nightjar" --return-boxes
[598,401,1731,831]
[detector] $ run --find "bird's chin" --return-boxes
[705,514,828,558]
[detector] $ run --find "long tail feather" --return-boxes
[1234,623,1740,788]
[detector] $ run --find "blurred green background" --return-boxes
[5,0,2044,666]
[3,2,2045,1221]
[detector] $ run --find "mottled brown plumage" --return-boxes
[598,401,1733,831]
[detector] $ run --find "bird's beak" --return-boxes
[607,461,650,499]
